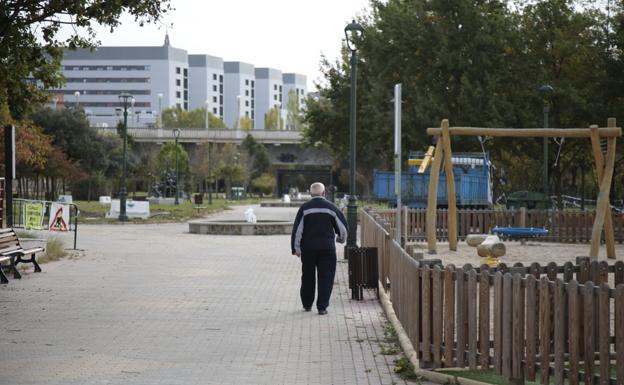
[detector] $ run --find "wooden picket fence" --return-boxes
[373,208,624,244]
[361,209,624,385]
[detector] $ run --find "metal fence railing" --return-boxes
[11,199,79,249]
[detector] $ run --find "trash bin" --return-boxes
[193,194,203,204]
[347,247,379,300]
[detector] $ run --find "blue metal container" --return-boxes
[372,152,492,208]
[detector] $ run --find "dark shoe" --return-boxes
[318,309,328,315]
[304,307,311,312]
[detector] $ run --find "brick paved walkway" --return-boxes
[0,206,414,385]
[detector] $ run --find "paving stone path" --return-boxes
[0,205,418,385]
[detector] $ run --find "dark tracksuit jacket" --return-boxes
[291,196,348,255]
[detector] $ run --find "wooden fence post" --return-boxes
[426,135,444,254]
[589,135,617,259]
[441,119,458,250]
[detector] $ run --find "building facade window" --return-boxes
[176,91,181,98]
[213,96,217,103]
[213,74,217,80]
[245,79,249,86]
[176,67,181,74]
[176,79,181,86]
[213,85,217,91]
[245,90,249,96]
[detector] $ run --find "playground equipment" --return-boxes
[466,234,506,267]
[492,227,549,238]
[373,150,491,208]
[425,118,621,259]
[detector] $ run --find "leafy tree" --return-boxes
[162,107,226,128]
[241,134,272,193]
[286,89,304,131]
[264,105,283,130]
[239,116,253,130]
[214,143,247,198]
[252,173,276,196]
[305,0,623,201]
[156,142,190,179]
[30,107,108,173]
[0,1,172,121]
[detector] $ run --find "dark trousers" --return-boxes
[300,249,337,310]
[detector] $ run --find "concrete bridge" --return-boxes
[95,126,333,194]
[95,127,303,145]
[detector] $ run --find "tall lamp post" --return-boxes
[118,93,133,221]
[205,99,213,204]
[539,84,554,203]
[173,128,181,205]
[345,19,364,248]
[157,93,163,128]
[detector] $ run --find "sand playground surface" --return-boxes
[411,241,624,267]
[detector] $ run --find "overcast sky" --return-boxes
[87,0,372,91]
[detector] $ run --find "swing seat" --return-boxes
[492,227,548,238]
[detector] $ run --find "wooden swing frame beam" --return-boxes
[425,119,621,260]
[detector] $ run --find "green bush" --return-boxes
[251,173,276,196]
[71,174,111,201]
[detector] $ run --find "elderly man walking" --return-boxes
[291,182,348,315]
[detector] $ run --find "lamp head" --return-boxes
[173,128,181,139]
[119,92,132,107]
[538,84,554,96]
[344,19,364,52]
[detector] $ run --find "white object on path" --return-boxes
[244,207,257,223]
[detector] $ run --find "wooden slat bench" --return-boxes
[0,228,44,284]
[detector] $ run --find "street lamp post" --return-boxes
[130,96,135,128]
[157,93,163,128]
[539,84,554,202]
[118,93,133,221]
[205,100,210,129]
[344,19,364,248]
[205,99,213,204]
[173,128,181,205]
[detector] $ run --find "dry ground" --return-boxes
[410,240,624,267]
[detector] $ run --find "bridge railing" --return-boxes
[95,127,303,144]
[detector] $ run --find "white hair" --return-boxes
[310,182,325,196]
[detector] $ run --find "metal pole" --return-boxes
[4,125,15,227]
[347,50,358,248]
[394,84,402,244]
[543,103,549,201]
[175,134,180,205]
[119,101,128,221]
[208,141,213,205]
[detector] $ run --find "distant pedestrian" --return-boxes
[291,182,348,315]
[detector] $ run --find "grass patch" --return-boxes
[38,238,67,264]
[75,197,264,224]
[15,230,38,239]
[393,356,420,381]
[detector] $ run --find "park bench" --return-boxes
[0,228,44,284]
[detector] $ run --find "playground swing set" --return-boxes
[424,118,621,260]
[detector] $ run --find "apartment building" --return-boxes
[54,37,188,127]
[52,36,308,129]
[254,68,283,130]
[223,61,255,128]
[188,54,224,121]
